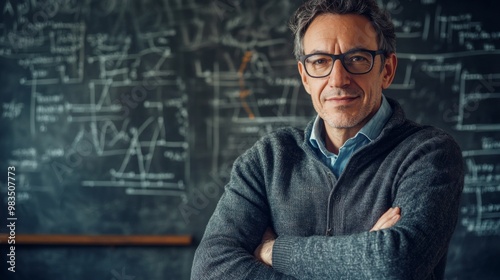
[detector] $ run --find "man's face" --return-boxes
[298,13,396,131]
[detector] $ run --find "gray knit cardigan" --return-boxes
[192,98,464,280]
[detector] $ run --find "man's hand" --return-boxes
[254,227,276,266]
[370,207,401,232]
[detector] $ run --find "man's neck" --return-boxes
[323,125,363,155]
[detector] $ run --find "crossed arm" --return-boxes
[254,207,401,266]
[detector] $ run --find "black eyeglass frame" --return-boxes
[299,49,386,78]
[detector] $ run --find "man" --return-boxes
[192,0,464,279]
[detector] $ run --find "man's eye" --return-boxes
[308,56,331,66]
[313,59,328,65]
[350,56,368,62]
[347,55,371,63]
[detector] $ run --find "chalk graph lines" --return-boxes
[390,5,500,132]
[201,50,307,121]
[457,72,500,131]
[15,22,87,85]
[453,70,500,236]
[460,150,500,235]
[81,115,188,195]
[1,8,188,198]
[24,72,189,198]
[198,46,312,179]
[70,74,188,197]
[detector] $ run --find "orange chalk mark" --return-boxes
[238,51,255,119]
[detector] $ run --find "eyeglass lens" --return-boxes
[304,50,374,77]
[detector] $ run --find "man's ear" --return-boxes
[298,62,312,94]
[381,53,398,89]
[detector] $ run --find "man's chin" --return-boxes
[323,116,360,130]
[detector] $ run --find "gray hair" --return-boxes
[289,0,396,60]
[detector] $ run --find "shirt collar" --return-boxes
[309,95,393,150]
[358,95,392,141]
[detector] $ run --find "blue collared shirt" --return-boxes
[309,95,393,178]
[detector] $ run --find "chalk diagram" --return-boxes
[458,73,500,235]
[197,48,313,181]
[2,14,188,199]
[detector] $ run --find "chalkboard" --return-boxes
[0,0,499,279]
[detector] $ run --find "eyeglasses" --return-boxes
[299,49,386,78]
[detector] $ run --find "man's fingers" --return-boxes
[254,227,276,266]
[378,213,400,229]
[370,207,401,232]
[262,227,276,242]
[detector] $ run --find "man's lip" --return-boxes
[325,96,360,102]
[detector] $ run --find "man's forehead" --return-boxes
[303,13,379,52]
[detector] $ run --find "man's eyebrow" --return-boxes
[306,49,330,55]
[305,46,369,55]
[347,46,371,52]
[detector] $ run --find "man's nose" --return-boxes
[328,60,350,88]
